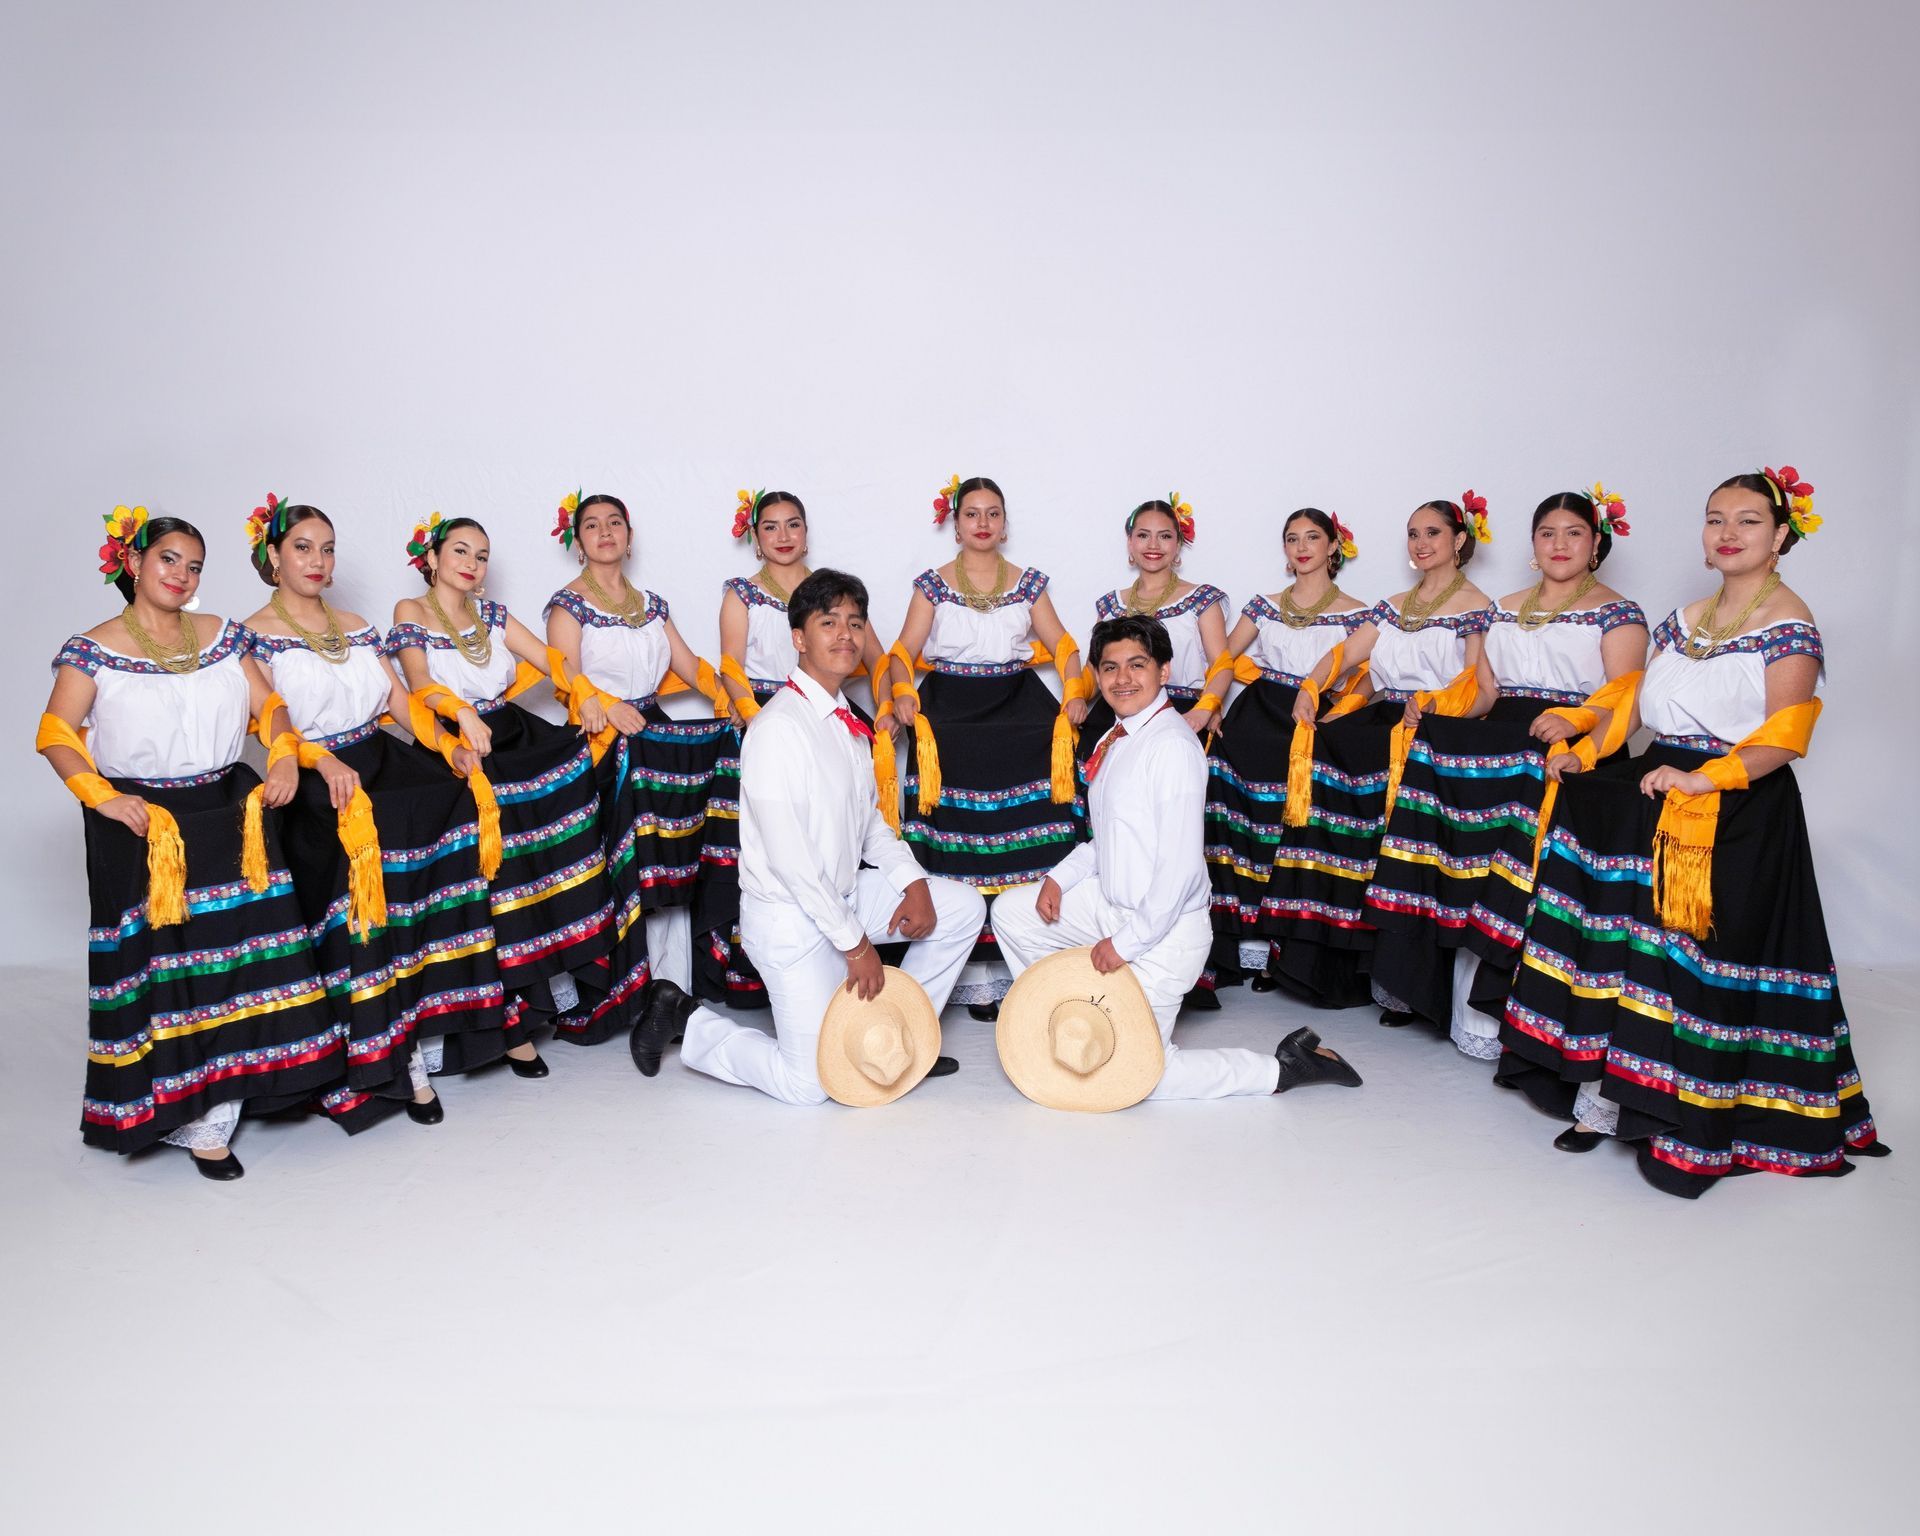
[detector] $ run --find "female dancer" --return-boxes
[707,489,896,1006]
[1077,495,1231,741]
[1365,486,1647,1056]
[1255,493,1494,1009]
[889,475,1088,1017]
[387,513,618,1058]
[242,494,513,1123]
[38,509,352,1178]
[545,489,732,1019]
[1497,467,1886,1191]
[1203,509,1370,991]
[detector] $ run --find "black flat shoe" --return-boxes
[191,1150,245,1181]
[924,1056,959,1079]
[967,1002,1000,1022]
[406,1095,445,1125]
[1844,1140,1892,1158]
[1274,1026,1363,1092]
[1183,986,1221,1012]
[1378,1008,1416,1027]
[1553,1126,1603,1153]
[1249,972,1280,993]
[506,1052,549,1079]
[630,979,697,1077]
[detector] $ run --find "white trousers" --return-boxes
[992,881,1280,1100]
[644,906,693,993]
[681,871,987,1106]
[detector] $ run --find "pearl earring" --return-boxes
[1528,558,1540,571]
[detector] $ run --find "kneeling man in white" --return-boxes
[632,569,986,1104]
[994,614,1362,1100]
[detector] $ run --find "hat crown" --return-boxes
[848,1006,913,1087]
[1048,1000,1116,1076]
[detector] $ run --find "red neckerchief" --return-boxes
[1084,698,1176,783]
[784,678,873,742]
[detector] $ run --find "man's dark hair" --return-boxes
[1089,614,1173,668]
[788,567,870,630]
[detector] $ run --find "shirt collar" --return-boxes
[784,666,849,718]
[1114,689,1173,734]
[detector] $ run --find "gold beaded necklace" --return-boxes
[954,555,1011,613]
[1123,571,1180,616]
[121,605,201,674]
[580,567,649,628]
[1397,569,1467,632]
[755,563,805,604]
[1514,571,1598,632]
[1279,582,1342,629]
[424,587,493,666]
[271,591,352,663]
[1683,572,1780,660]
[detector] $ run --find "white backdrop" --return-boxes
[5,0,1916,964]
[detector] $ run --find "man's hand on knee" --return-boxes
[888,878,937,941]
[1036,876,1062,924]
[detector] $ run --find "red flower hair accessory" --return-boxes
[1331,512,1359,562]
[552,489,582,548]
[932,474,961,525]
[732,488,765,541]
[1585,481,1630,538]
[1762,464,1820,538]
[245,492,286,555]
[1460,489,1492,544]
[405,512,446,574]
[1168,492,1195,543]
[99,504,149,583]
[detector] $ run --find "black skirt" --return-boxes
[1202,677,1302,986]
[902,668,1085,977]
[1497,741,1883,1197]
[282,725,516,1083]
[1254,697,1401,1007]
[688,682,776,1010]
[405,702,616,1033]
[1364,695,1570,1031]
[78,764,352,1153]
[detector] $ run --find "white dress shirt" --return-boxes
[1045,689,1208,961]
[739,666,928,951]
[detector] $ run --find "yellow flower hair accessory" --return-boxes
[1585,481,1630,538]
[1168,492,1195,543]
[932,474,962,525]
[99,504,150,582]
[552,488,582,548]
[1331,511,1359,562]
[405,512,447,573]
[731,488,765,541]
[1762,464,1819,538]
[1461,488,1492,544]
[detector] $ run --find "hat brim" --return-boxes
[995,948,1164,1112]
[817,966,943,1107]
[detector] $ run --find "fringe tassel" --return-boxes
[912,713,942,815]
[1382,721,1418,828]
[240,785,270,894]
[337,789,389,940]
[1283,724,1315,827]
[145,805,189,928]
[873,725,902,834]
[470,770,504,880]
[1529,778,1561,879]
[1651,791,1721,939]
[1049,712,1078,805]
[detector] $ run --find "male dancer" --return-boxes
[993,614,1362,1099]
[633,570,984,1104]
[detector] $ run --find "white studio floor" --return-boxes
[3,960,1913,1534]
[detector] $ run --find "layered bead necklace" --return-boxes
[580,567,650,628]
[1682,572,1780,660]
[1279,582,1342,629]
[954,555,1011,613]
[755,563,804,604]
[271,591,352,663]
[1514,571,1598,632]
[121,606,201,674]
[424,587,493,666]
[1397,569,1466,632]
[1123,571,1180,616]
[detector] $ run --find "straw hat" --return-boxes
[817,966,943,1107]
[995,947,1164,1112]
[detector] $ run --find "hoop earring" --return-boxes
[325,576,334,588]
[1588,555,1600,572]
[1704,556,1713,569]
[1768,552,1779,572]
